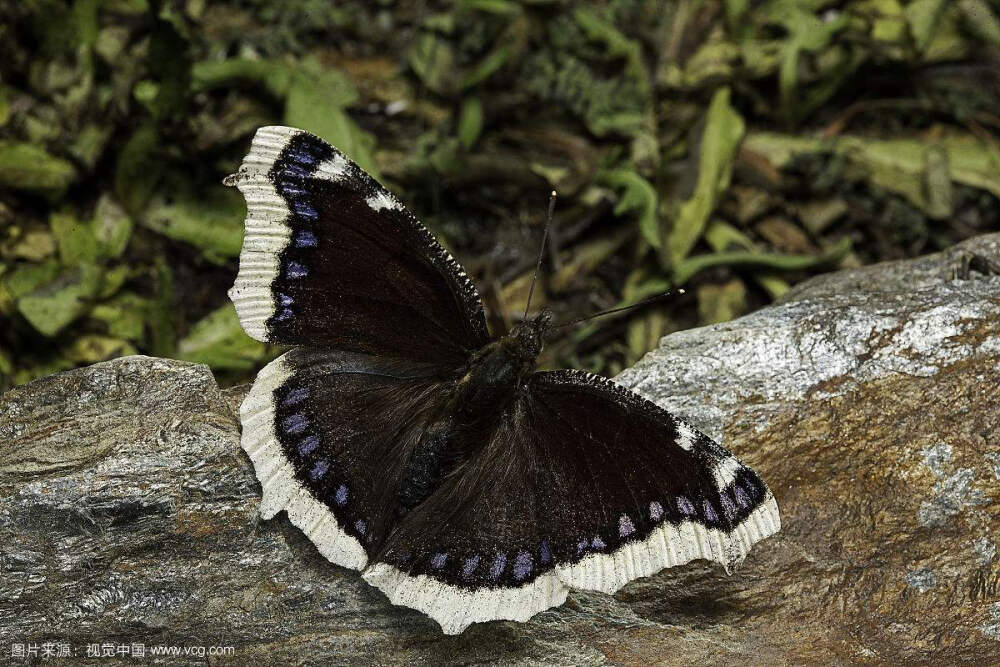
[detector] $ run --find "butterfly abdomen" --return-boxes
[396,332,538,510]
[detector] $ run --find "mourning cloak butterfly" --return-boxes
[226,126,780,634]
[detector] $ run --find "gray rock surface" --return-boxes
[2,234,999,665]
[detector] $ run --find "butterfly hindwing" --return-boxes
[363,370,779,633]
[228,126,489,365]
[240,347,454,570]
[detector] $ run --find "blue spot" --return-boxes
[283,386,308,406]
[297,435,319,455]
[280,182,306,198]
[591,536,606,550]
[677,495,695,516]
[618,514,635,537]
[280,164,310,180]
[293,200,318,221]
[462,555,480,579]
[702,501,718,522]
[576,539,588,554]
[276,292,293,306]
[335,484,348,506]
[287,146,318,167]
[649,501,664,521]
[720,493,737,519]
[539,540,551,565]
[430,552,447,569]
[309,459,329,480]
[294,230,318,247]
[274,307,293,322]
[282,414,308,434]
[286,262,307,279]
[734,485,751,508]
[355,519,366,535]
[513,551,533,581]
[489,553,507,579]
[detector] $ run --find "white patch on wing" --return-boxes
[240,353,368,570]
[674,419,699,451]
[312,153,350,182]
[713,457,743,489]
[227,125,300,342]
[365,190,401,212]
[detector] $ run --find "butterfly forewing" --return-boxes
[229,126,488,365]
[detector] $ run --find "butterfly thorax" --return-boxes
[396,313,550,510]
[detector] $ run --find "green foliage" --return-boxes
[667,88,745,269]
[2,0,1000,387]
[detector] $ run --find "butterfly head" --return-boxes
[509,310,552,363]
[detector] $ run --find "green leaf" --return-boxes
[191,58,293,98]
[458,97,484,149]
[667,87,745,266]
[63,335,136,364]
[0,86,10,127]
[573,8,649,99]
[906,0,949,50]
[115,123,163,216]
[17,263,103,337]
[674,237,852,284]
[459,44,511,90]
[141,184,244,259]
[4,260,61,299]
[176,303,270,371]
[409,31,457,95]
[90,293,148,341]
[598,169,660,247]
[93,195,133,259]
[283,62,379,180]
[958,0,1000,47]
[743,131,1000,214]
[0,142,76,194]
[50,212,100,265]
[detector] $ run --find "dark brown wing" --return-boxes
[363,370,780,633]
[228,126,488,366]
[240,347,454,570]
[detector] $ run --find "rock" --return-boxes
[2,234,999,664]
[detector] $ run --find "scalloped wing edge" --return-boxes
[240,351,368,570]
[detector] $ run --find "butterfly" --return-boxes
[226,126,780,634]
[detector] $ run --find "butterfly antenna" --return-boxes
[551,288,687,329]
[523,190,557,319]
